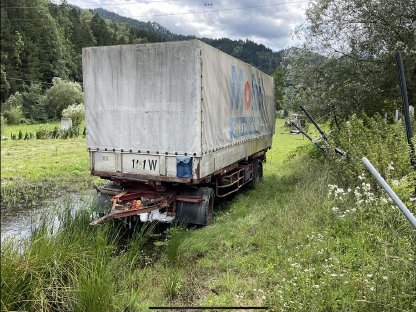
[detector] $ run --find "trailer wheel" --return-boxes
[258,160,263,180]
[249,159,261,189]
[202,187,215,225]
[176,187,215,226]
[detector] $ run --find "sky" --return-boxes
[67,0,310,51]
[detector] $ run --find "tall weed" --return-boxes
[329,114,412,186]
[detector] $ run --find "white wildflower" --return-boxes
[328,184,337,191]
[391,180,399,186]
[312,285,320,289]
[336,187,345,194]
[332,207,339,212]
[363,183,371,191]
[387,162,395,171]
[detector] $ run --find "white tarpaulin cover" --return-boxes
[83,40,274,156]
[198,41,274,152]
[83,41,201,155]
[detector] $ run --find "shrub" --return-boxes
[51,126,59,139]
[20,84,47,122]
[0,115,5,135]
[44,78,83,119]
[35,127,51,140]
[2,92,23,114]
[62,103,85,131]
[4,105,23,125]
[328,114,412,186]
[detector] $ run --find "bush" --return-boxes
[21,84,47,122]
[35,127,51,140]
[328,114,412,186]
[4,105,23,125]
[0,115,5,136]
[2,92,23,114]
[44,78,83,119]
[62,103,85,130]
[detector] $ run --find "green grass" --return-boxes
[3,121,60,138]
[1,135,97,208]
[1,119,415,311]
[1,137,89,183]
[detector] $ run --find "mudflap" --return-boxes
[176,187,215,226]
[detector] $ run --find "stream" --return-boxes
[1,191,95,243]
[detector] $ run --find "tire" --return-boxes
[202,187,215,225]
[176,187,215,226]
[258,160,263,180]
[248,159,261,189]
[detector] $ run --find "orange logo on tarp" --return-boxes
[244,81,251,110]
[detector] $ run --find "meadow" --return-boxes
[1,119,415,311]
[3,122,61,138]
[1,123,96,208]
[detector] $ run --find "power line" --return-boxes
[1,0,184,9]
[73,0,185,6]
[5,0,309,21]
[103,1,309,18]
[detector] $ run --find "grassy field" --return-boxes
[1,135,96,208]
[3,122,61,138]
[1,119,415,311]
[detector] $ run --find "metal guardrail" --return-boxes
[362,157,416,229]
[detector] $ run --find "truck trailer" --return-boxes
[83,39,275,226]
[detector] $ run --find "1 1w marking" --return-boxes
[132,159,158,171]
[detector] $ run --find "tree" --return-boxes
[273,67,284,111]
[90,14,111,46]
[287,0,416,118]
[0,64,10,102]
[21,84,47,122]
[3,92,24,124]
[303,0,415,57]
[43,78,83,119]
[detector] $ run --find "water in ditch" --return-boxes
[0,190,95,243]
